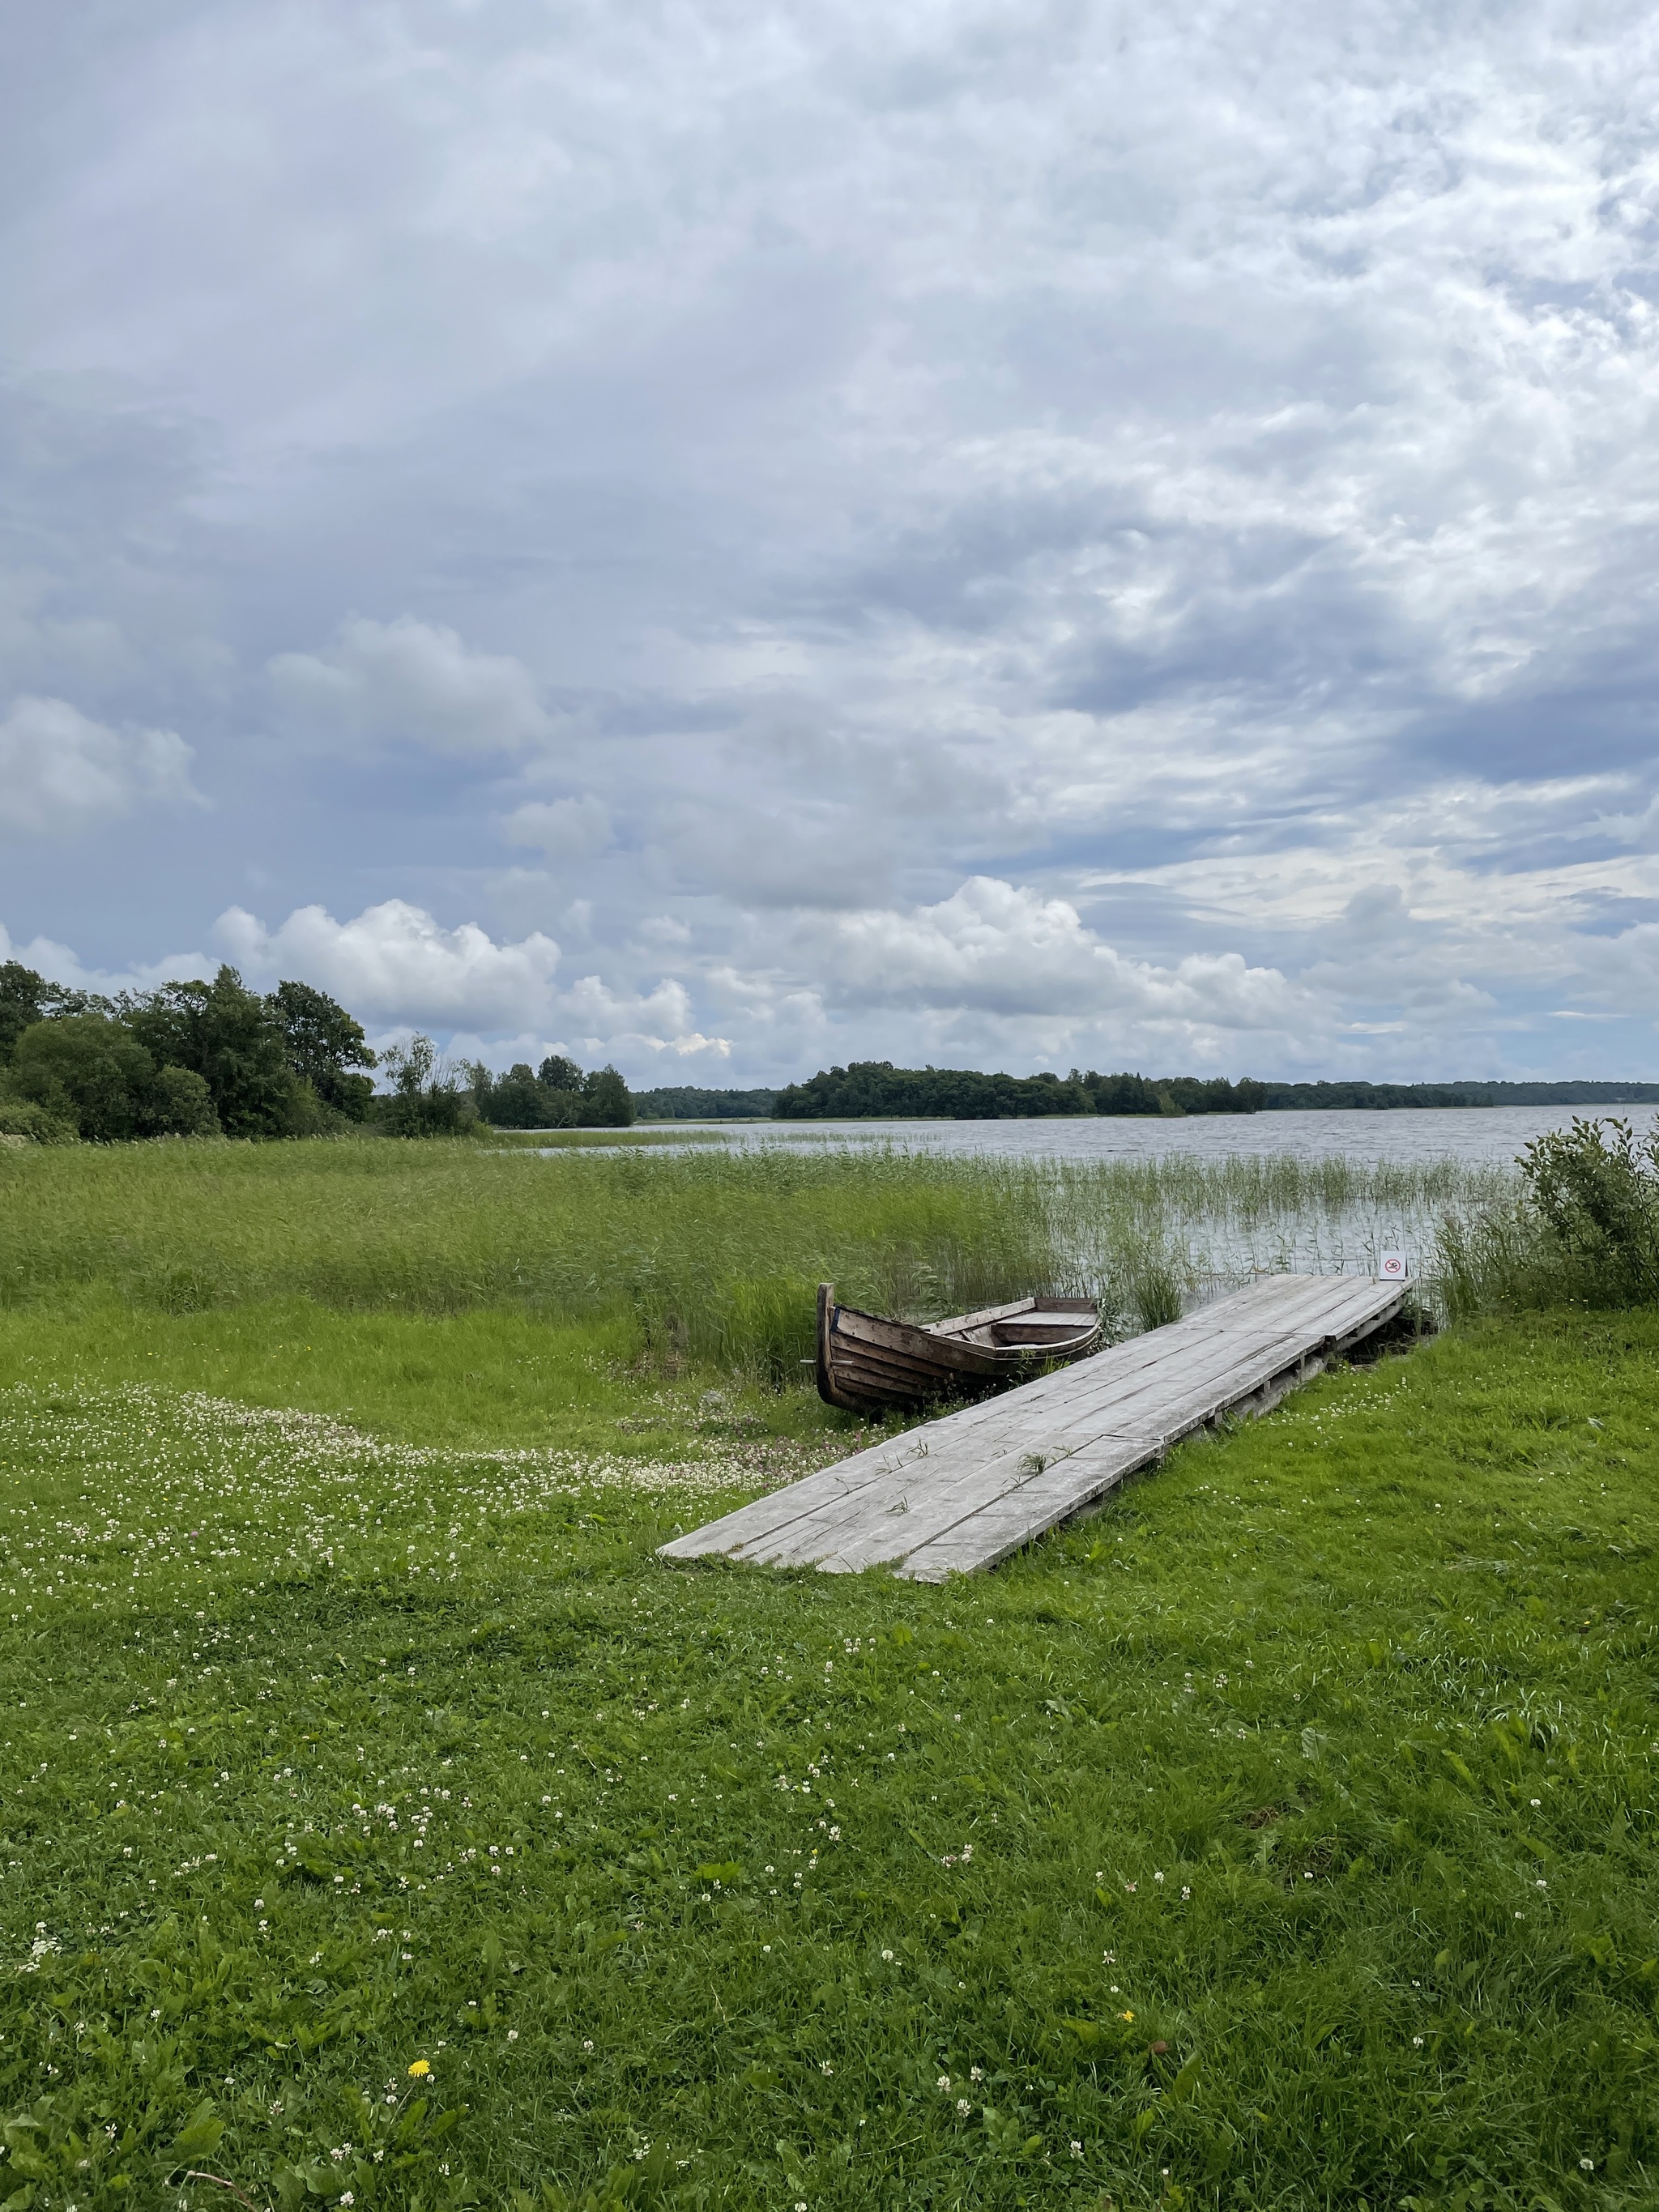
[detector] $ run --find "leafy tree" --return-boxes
[9,1016,157,1140]
[488,1063,555,1128]
[630,1085,778,1120]
[579,1065,635,1127]
[0,964,50,1064]
[123,965,300,1137]
[0,962,94,1063]
[6,1015,220,1140]
[774,1061,1090,1119]
[149,1064,222,1137]
[268,980,377,1119]
[0,1095,79,1144]
[466,1055,609,1128]
[377,1036,477,1137]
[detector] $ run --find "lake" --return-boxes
[647,1105,1617,1168]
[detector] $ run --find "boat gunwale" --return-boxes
[817,1280,1102,1412]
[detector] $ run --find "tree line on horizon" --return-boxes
[0,960,635,1144]
[645,1063,1659,1121]
[6,952,1655,1144]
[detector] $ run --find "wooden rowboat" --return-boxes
[816,1281,1102,1413]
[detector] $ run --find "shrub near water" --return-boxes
[1439,1115,1659,1317]
[0,1316,1657,2207]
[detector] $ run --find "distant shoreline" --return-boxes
[635,1075,1659,1123]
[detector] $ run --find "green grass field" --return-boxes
[0,1141,1653,2210]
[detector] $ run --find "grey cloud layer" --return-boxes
[2,0,1658,1080]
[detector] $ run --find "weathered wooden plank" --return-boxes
[880,1327,1369,1580]
[660,1275,1384,1567]
[809,1319,1362,1574]
[659,1272,1405,1578]
[737,1313,1341,1569]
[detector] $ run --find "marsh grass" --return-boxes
[0,1140,1510,1387]
[490,1129,733,1149]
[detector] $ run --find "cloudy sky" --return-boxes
[4,0,1659,1085]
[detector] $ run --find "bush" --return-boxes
[1521,1115,1659,1303]
[1436,1116,1659,1317]
[150,1063,222,1138]
[4,1016,227,1143]
[0,1096,78,1144]
[376,1037,480,1138]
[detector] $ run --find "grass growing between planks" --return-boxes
[0,1303,1655,2211]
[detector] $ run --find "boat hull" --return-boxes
[816,1282,1101,1413]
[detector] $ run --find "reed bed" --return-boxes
[0,1139,1514,1384]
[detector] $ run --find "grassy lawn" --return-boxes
[0,1144,1654,2210]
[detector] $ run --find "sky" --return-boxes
[4,0,1659,1088]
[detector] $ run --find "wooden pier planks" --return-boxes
[658,1272,1406,1582]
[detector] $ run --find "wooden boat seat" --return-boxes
[816,1283,1102,1413]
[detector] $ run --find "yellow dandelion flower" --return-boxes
[1119,2010,1134,2022]
[408,2059,431,2078]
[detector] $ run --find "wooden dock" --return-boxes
[659,1272,1407,1582]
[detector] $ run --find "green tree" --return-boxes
[377,1036,477,1137]
[149,1064,222,1137]
[579,1065,635,1127]
[0,964,49,1064]
[267,980,377,1118]
[123,966,301,1137]
[0,1095,79,1144]
[6,1015,220,1141]
[0,962,94,1063]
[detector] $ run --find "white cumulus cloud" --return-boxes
[0,918,210,995]
[267,616,554,754]
[215,899,562,1029]
[0,694,199,838]
[827,877,1315,1034]
[558,973,731,1060]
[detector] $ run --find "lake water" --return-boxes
[648,1105,1614,1168]
[539,1105,1639,1294]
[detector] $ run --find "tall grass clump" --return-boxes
[0,1136,1516,1383]
[1435,1115,1659,1319]
[0,1140,1065,1384]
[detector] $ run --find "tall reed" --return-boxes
[0,1136,1516,1382]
